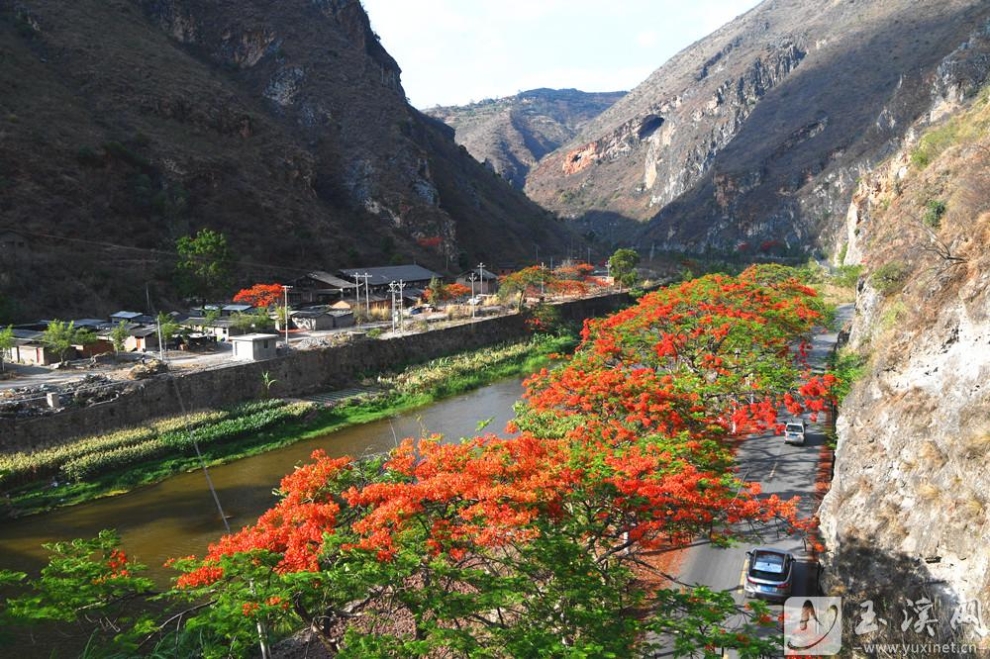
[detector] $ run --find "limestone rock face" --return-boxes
[523,0,990,254]
[425,89,626,190]
[819,85,990,650]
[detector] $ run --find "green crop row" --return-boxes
[0,399,311,489]
[381,340,539,394]
[58,401,312,483]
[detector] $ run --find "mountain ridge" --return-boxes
[423,88,625,190]
[0,0,573,320]
[522,0,990,256]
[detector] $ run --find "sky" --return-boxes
[360,0,763,109]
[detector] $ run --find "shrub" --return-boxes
[870,261,910,294]
[922,199,946,229]
[76,146,103,167]
[833,265,862,289]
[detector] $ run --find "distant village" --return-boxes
[2,261,615,368]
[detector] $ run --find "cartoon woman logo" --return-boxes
[785,598,841,654]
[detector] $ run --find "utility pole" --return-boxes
[157,321,165,363]
[352,273,362,320]
[353,272,371,318]
[388,280,406,334]
[360,273,372,316]
[388,280,398,334]
[282,285,292,353]
[476,262,486,297]
[468,273,477,318]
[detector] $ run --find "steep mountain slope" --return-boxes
[424,88,625,189]
[524,0,990,255]
[819,86,990,651]
[0,0,572,319]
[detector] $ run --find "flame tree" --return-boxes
[1,266,839,658]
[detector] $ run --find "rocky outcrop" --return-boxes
[524,0,990,254]
[426,89,625,190]
[819,83,990,652]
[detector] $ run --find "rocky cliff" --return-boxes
[0,0,573,319]
[523,0,990,256]
[424,88,625,190]
[819,78,990,652]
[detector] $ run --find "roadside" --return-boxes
[669,303,854,655]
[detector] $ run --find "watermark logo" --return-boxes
[783,596,843,655]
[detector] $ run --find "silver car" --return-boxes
[744,547,795,602]
[784,419,806,445]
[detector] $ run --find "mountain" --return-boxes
[423,88,625,190]
[820,82,990,650]
[0,0,573,320]
[523,0,990,256]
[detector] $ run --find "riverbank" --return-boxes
[1,334,576,519]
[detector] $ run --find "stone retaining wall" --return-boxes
[0,294,630,453]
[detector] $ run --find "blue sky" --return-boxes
[361,0,763,109]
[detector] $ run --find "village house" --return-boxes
[455,267,500,296]
[230,333,279,361]
[339,264,441,295]
[288,271,357,306]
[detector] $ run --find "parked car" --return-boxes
[784,418,807,445]
[744,547,795,602]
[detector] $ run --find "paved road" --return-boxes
[669,304,854,656]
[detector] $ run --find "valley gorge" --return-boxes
[2,0,990,655]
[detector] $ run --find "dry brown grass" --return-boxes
[918,440,945,468]
[915,481,941,502]
[962,433,990,460]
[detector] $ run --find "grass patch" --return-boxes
[826,347,867,403]
[833,265,862,289]
[870,260,910,294]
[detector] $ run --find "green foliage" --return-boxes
[0,325,13,372]
[203,306,222,327]
[175,229,233,303]
[156,312,181,346]
[230,309,274,332]
[870,261,910,294]
[833,264,862,289]
[75,145,103,167]
[103,140,150,169]
[109,320,129,355]
[41,320,96,362]
[427,276,443,305]
[0,400,311,491]
[649,587,779,657]
[0,530,158,653]
[827,348,867,403]
[378,336,573,397]
[923,199,947,229]
[608,247,640,288]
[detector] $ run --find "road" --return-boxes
[670,304,854,656]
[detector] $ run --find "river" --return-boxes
[0,377,525,585]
